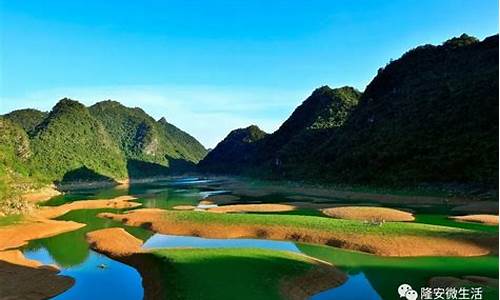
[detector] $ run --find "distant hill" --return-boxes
[4,109,48,135]
[199,125,267,174]
[29,99,128,182]
[199,86,361,176]
[311,34,498,185]
[1,99,208,198]
[201,34,499,187]
[89,100,207,176]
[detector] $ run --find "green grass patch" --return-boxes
[151,248,315,300]
[0,214,23,226]
[298,243,499,300]
[164,210,481,237]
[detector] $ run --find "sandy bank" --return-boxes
[21,185,61,203]
[173,205,197,210]
[98,209,496,257]
[32,195,141,219]
[0,219,85,251]
[322,206,415,222]
[280,265,347,300]
[450,214,499,225]
[0,250,74,299]
[86,228,143,256]
[208,203,296,213]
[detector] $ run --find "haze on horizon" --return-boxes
[0,0,498,148]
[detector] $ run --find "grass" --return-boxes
[163,210,480,237]
[415,214,498,233]
[0,214,23,226]
[151,248,316,300]
[298,243,499,300]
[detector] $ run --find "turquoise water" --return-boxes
[14,177,498,299]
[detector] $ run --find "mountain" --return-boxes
[198,86,361,176]
[254,86,361,176]
[202,34,498,187]
[29,99,128,182]
[310,34,498,185]
[0,117,34,201]
[3,109,48,135]
[89,100,207,176]
[198,125,267,173]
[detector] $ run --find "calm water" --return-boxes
[18,177,498,299]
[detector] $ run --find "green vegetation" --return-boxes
[3,109,48,135]
[162,210,478,237]
[151,248,315,300]
[0,99,208,204]
[199,125,267,173]
[89,101,207,174]
[0,214,23,226]
[29,99,128,182]
[200,34,499,190]
[298,243,499,300]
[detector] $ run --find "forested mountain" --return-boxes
[1,99,207,197]
[199,86,361,176]
[89,101,207,166]
[199,125,267,173]
[3,109,48,135]
[200,34,499,187]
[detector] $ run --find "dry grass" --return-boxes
[99,209,495,257]
[172,205,196,210]
[208,204,296,213]
[86,228,143,256]
[322,206,415,222]
[450,214,499,225]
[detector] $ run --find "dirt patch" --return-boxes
[208,204,296,213]
[452,201,499,214]
[450,214,499,225]
[21,185,61,203]
[0,219,85,251]
[0,250,74,299]
[32,195,141,219]
[86,228,143,256]
[281,265,347,300]
[98,209,496,257]
[172,205,196,211]
[322,206,415,222]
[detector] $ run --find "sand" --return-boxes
[322,206,415,222]
[21,185,61,203]
[450,214,499,225]
[32,195,141,219]
[98,209,496,257]
[208,203,296,213]
[280,265,347,300]
[0,219,85,251]
[172,205,197,210]
[0,250,74,299]
[86,228,143,256]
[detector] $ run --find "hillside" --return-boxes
[29,99,128,182]
[198,86,361,176]
[310,34,498,186]
[0,117,34,201]
[89,101,207,176]
[3,109,48,135]
[201,34,499,188]
[199,125,267,173]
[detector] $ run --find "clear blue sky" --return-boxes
[0,0,498,147]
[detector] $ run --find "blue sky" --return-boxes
[0,1,498,147]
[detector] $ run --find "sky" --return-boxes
[0,1,498,148]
